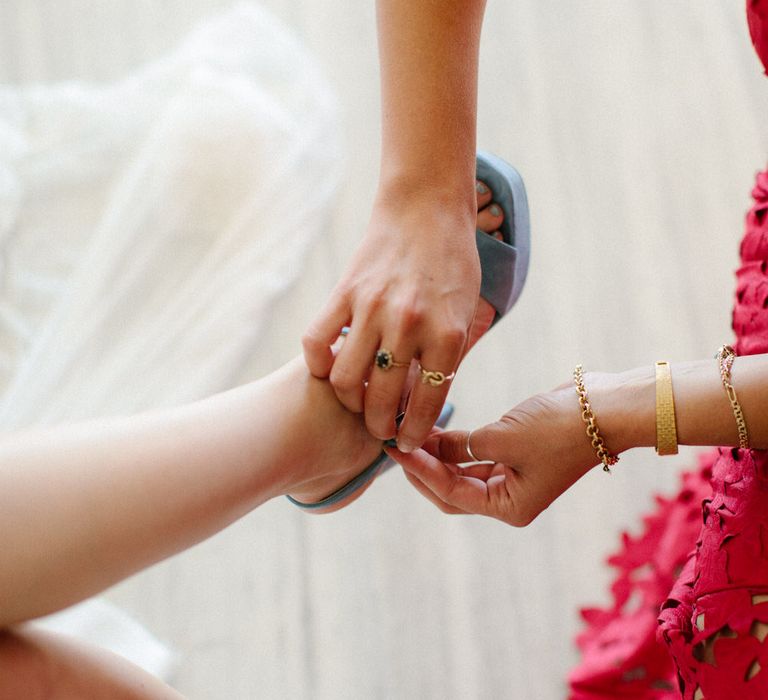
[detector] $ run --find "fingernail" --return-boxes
[476,181,489,195]
[489,204,502,217]
[398,441,415,453]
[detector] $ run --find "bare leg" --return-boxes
[0,625,182,700]
[0,355,386,628]
[0,175,509,624]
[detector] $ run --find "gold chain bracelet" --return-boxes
[573,364,620,473]
[715,345,750,449]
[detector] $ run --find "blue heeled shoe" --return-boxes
[288,152,530,511]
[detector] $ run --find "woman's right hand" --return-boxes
[389,371,652,526]
[302,189,479,453]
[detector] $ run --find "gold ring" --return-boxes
[417,364,456,387]
[375,348,410,370]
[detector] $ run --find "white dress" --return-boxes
[0,1,341,678]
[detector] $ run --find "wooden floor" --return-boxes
[2,2,767,698]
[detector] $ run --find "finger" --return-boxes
[329,327,349,357]
[329,322,380,413]
[425,425,498,464]
[476,202,504,233]
[303,297,351,377]
[364,337,418,440]
[402,468,468,515]
[412,437,503,479]
[389,447,491,514]
[397,332,466,452]
[476,180,493,209]
[452,462,503,480]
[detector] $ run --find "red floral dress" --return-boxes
[568,3,768,698]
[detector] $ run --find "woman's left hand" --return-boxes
[389,373,640,526]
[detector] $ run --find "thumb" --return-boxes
[426,423,504,464]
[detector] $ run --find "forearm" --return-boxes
[596,352,768,453]
[376,0,486,209]
[0,360,308,626]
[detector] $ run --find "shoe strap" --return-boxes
[476,228,517,322]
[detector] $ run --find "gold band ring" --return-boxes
[417,364,456,387]
[375,348,410,371]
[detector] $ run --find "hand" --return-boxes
[390,373,636,526]
[302,190,479,452]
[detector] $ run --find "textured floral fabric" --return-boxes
[570,164,768,700]
[569,4,768,697]
[749,0,768,75]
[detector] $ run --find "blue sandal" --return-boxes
[286,404,454,511]
[287,152,530,511]
[475,150,530,322]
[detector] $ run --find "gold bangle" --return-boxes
[715,345,750,449]
[655,361,678,456]
[573,364,619,473]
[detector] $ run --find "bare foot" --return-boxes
[286,180,507,512]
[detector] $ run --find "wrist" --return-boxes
[584,367,656,455]
[375,168,477,223]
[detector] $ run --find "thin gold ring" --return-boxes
[417,364,456,387]
[466,430,480,461]
[375,348,410,371]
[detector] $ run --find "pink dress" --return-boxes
[569,4,768,698]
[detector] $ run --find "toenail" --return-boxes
[489,204,502,217]
[476,181,489,195]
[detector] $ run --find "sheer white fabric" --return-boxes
[0,1,341,678]
[0,2,341,427]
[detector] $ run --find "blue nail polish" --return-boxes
[383,438,398,448]
[476,181,489,195]
[489,204,502,217]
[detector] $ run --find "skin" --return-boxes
[293,182,504,511]
[0,356,379,628]
[0,626,184,700]
[0,358,383,699]
[303,0,488,454]
[391,354,768,527]
[0,3,498,692]
[0,187,504,697]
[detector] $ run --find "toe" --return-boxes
[477,202,504,233]
[476,180,492,209]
